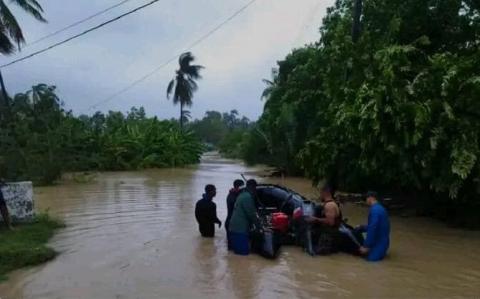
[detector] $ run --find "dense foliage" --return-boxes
[245,0,480,226]
[188,110,253,158]
[0,84,204,184]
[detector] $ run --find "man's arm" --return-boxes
[244,196,260,229]
[213,202,221,226]
[194,202,201,223]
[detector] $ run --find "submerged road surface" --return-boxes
[1,153,480,298]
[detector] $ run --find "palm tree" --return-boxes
[0,0,46,114]
[166,52,203,130]
[0,0,46,54]
[261,68,278,101]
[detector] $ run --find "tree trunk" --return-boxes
[179,101,184,131]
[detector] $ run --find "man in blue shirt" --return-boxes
[358,191,390,261]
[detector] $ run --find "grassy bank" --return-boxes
[0,214,64,281]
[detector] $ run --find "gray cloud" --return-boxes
[1,0,333,120]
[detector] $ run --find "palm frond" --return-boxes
[166,79,175,99]
[262,79,274,86]
[181,109,191,123]
[186,65,204,79]
[261,86,275,101]
[0,30,15,54]
[187,78,198,92]
[11,0,46,22]
[0,1,24,46]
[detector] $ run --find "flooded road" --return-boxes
[1,153,480,298]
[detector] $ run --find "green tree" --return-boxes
[166,52,204,130]
[242,0,480,227]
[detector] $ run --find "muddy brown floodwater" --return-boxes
[1,153,480,298]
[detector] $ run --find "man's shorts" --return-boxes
[230,232,250,255]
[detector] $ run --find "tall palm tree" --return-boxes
[166,52,203,130]
[0,0,46,54]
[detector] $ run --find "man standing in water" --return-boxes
[0,179,13,230]
[229,179,260,255]
[225,179,245,250]
[195,184,222,238]
[358,191,390,261]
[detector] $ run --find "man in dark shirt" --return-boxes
[195,184,222,238]
[225,179,245,250]
[0,179,13,230]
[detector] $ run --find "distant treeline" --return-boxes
[0,84,203,185]
[240,0,480,227]
[187,110,254,158]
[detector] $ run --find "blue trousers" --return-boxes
[230,232,250,255]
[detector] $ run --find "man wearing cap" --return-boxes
[358,191,390,261]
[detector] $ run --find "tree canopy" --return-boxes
[243,0,480,227]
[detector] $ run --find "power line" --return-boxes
[25,0,136,48]
[0,0,162,69]
[87,0,258,111]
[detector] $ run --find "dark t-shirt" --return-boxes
[195,197,221,237]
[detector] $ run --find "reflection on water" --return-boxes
[1,153,480,298]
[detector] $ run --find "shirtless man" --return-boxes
[304,184,342,254]
[306,185,341,228]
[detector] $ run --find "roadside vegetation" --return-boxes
[240,0,480,228]
[0,214,64,281]
[0,84,204,185]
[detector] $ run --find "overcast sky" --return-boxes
[1,0,333,120]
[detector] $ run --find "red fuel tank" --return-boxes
[271,212,289,233]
